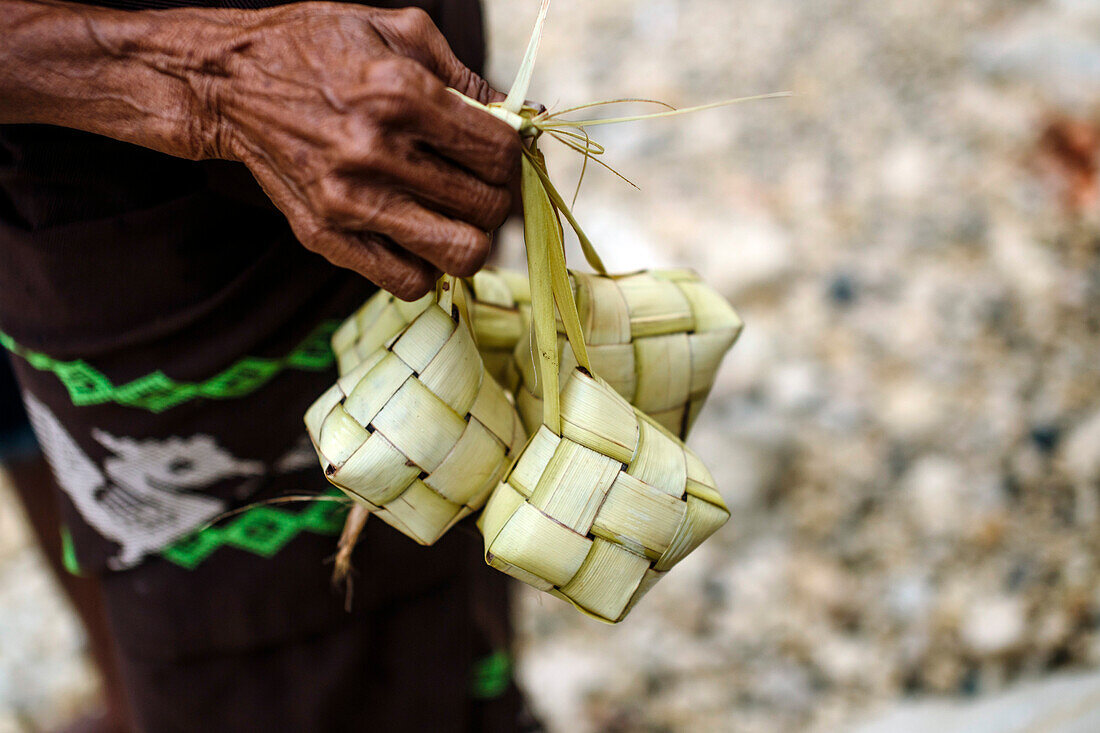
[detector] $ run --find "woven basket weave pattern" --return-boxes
[514,270,742,440]
[332,269,532,391]
[479,369,730,623]
[331,290,432,376]
[308,302,526,545]
[466,269,532,391]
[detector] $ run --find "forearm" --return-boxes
[0,0,243,159]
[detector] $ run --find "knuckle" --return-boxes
[312,178,348,220]
[303,228,355,271]
[445,230,491,277]
[370,55,420,85]
[298,229,327,256]
[314,178,385,230]
[354,199,386,231]
[363,58,425,122]
[389,266,436,301]
[392,6,433,35]
[365,58,412,93]
[340,128,385,171]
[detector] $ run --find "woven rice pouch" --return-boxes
[513,269,741,440]
[331,268,531,391]
[478,149,730,623]
[306,279,526,545]
[465,268,532,391]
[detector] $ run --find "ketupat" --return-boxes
[465,268,532,391]
[479,369,729,622]
[475,140,730,623]
[334,264,741,441]
[306,279,525,545]
[513,269,742,439]
[330,289,433,376]
[331,268,531,391]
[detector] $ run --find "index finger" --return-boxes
[372,6,504,105]
[412,80,523,187]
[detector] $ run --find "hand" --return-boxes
[205,4,521,298]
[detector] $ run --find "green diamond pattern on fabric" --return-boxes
[298,498,349,534]
[470,650,513,700]
[161,493,349,570]
[201,359,282,399]
[224,507,301,558]
[161,528,225,571]
[50,361,114,403]
[285,335,337,370]
[1,321,339,413]
[114,372,193,412]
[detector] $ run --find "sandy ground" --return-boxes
[2,0,1099,731]
[0,474,100,731]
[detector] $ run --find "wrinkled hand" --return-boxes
[207,4,521,299]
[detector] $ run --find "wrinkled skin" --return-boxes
[210,5,521,298]
[0,1,522,298]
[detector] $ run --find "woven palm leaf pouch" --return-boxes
[305,278,525,545]
[477,144,730,623]
[512,268,742,440]
[331,269,531,392]
[465,268,532,392]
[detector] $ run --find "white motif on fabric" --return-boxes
[23,393,264,569]
[273,434,319,474]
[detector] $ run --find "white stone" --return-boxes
[1061,408,1100,487]
[765,361,825,414]
[960,596,1027,657]
[902,456,968,538]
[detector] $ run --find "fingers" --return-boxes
[373,7,505,105]
[312,182,493,277]
[414,81,522,187]
[364,198,492,278]
[228,6,526,292]
[355,57,520,188]
[369,9,520,183]
[246,154,438,299]
[391,144,512,231]
[312,229,440,301]
[325,111,511,231]
[377,59,520,187]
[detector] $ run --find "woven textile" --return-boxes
[479,369,730,623]
[308,303,526,545]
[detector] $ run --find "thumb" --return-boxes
[373,7,505,105]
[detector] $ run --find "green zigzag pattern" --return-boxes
[161,492,349,570]
[0,321,339,413]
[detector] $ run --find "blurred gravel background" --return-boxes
[2,0,1099,731]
